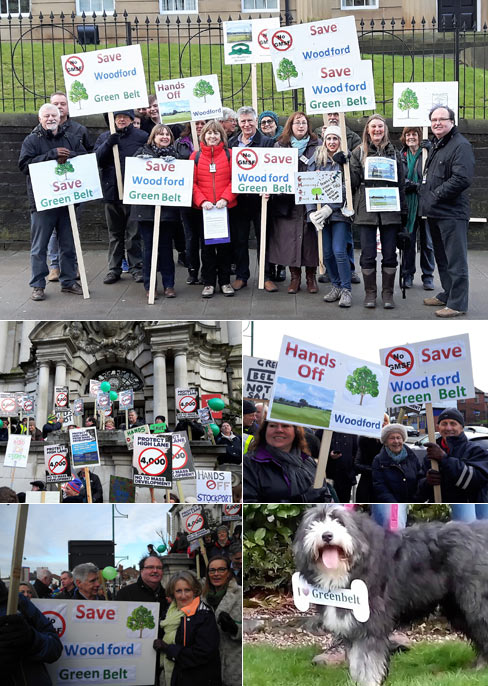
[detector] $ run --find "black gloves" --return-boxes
[404,179,419,194]
[420,139,431,150]
[108,133,120,147]
[426,469,442,486]
[396,230,411,251]
[153,638,169,653]
[0,614,35,659]
[218,611,238,636]
[332,151,349,166]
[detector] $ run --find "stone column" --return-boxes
[0,321,9,373]
[36,361,51,428]
[54,361,67,389]
[153,351,168,421]
[174,350,188,389]
[19,321,37,364]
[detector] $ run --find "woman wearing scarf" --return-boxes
[372,423,423,502]
[258,110,283,142]
[399,126,435,290]
[243,420,334,503]
[132,124,180,300]
[216,422,242,465]
[268,112,320,294]
[202,556,242,686]
[154,570,221,686]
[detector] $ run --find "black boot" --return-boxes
[275,265,287,282]
[186,269,199,285]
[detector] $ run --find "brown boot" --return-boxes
[382,267,396,309]
[288,267,302,294]
[305,267,318,293]
[362,268,377,308]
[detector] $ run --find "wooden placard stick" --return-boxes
[7,505,29,614]
[422,125,429,172]
[258,195,268,289]
[84,466,93,503]
[125,409,129,429]
[108,111,124,200]
[149,486,156,503]
[338,113,353,212]
[425,401,442,503]
[147,205,161,305]
[176,480,185,503]
[199,538,209,568]
[99,571,108,600]
[251,63,258,113]
[190,121,200,152]
[68,204,90,299]
[196,553,201,578]
[313,429,333,490]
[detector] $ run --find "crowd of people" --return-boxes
[1,521,242,686]
[243,401,488,504]
[19,94,474,316]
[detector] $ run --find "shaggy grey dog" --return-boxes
[294,504,488,686]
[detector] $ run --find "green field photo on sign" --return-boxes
[271,402,332,428]
[160,100,191,124]
[271,376,335,428]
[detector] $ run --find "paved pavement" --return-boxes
[1,248,487,320]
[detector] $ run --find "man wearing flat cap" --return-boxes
[94,109,148,285]
[417,407,488,502]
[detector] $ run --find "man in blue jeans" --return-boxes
[19,103,85,301]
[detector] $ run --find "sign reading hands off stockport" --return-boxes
[379,333,474,408]
[268,335,389,438]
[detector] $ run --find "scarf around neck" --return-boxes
[291,135,309,156]
[385,445,408,463]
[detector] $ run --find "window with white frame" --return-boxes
[160,0,198,13]
[76,0,115,15]
[1,0,30,14]
[242,0,279,11]
[341,0,378,8]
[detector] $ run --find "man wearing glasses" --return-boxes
[419,105,475,318]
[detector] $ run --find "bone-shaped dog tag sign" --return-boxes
[292,572,370,622]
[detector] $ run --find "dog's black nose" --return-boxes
[322,532,333,543]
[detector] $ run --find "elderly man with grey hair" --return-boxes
[33,568,53,599]
[58,563,101,600]
[219,107,238,136]
[19,102,86,301]
[228,106,275,291]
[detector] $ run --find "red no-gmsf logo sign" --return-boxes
[235,148,258,170]
[64,55,84,77]
[385,347,415,377]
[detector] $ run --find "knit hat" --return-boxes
[438,407,464,427]
[380,423,407,444]
[243,399,257,415]
[323,125,342,139]
[47,413,56,423]
[114,109,135,120]
[66,478,83,494]
[258,110,279,127]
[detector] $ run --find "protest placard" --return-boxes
[123,158,194,207]
[44,444,72,483]
[269,16,360,92]
[97,391,111,411]
[0,392,19,416]
[54,386,69,409]
[269,335,389,437]
[155,74,223,124]
[109,475,136,503]
[25,491,61,504]
[132,433,172,488]
[197,407,212,425]
[175,388,199,419]
[196,469,233,503]
[223,17,280,65]
[69,427,100,469]
[294,170,343,206]
[379,334,474,408]
[231,147,297,195]
[61,45,148,117]
[243,356,278,401]
[73,398,84,416]
[89,380,102,397]
[55,409,75,426]
[124,425,150,451]
[180,504,211,542]
[20,394,36,415]
[303,59,376,115]
[200,394,223,420]
[171,431,196,481]
[222,504,242,521]
[119,389,134,410]
[150,422,167,434]
[32,599,159,686]
[393,81,458,127]
[3,434,31,468]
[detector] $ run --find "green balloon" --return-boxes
[109,391,118,401]
[100,381,111,393]
[102,566,117,580]
[209,423,220,436]
[208,397,225,411]
[0,419,3,428]
[157,544,167,553]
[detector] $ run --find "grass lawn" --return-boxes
[244,642,488,686]
[2,41,487,118]
[271,402,331,428]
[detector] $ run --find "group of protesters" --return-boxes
[242,400,488,504]
[19,92,474,315]
[1,520,242,686]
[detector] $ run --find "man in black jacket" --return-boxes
[228,106,275,291]
[19,103,86,301]
[419,105,475,318]
[33,569,53,599]
[94,110,148,285]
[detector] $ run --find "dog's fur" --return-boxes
[294,505,488,686]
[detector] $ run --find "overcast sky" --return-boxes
[243,320,488,391]
[0,504,171,578]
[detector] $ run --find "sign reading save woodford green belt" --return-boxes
[231,147,298,194]
[61,45,148,117]
[123,158,194,206]
[28,154,103,212]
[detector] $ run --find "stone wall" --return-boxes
[3,113,488,249]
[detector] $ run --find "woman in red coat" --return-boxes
[190,120,237,298]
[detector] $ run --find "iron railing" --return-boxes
[1,12,487,118]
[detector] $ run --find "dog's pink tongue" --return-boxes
[321,546,340,569]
